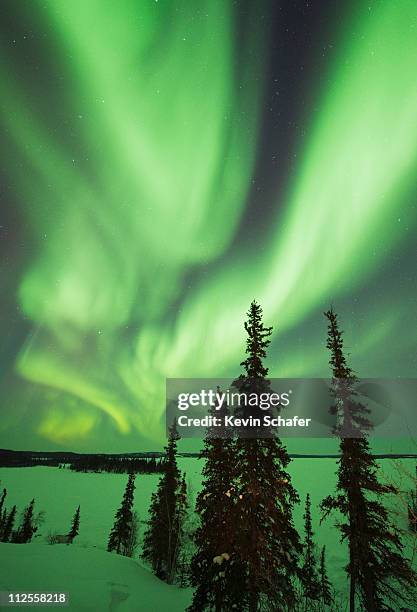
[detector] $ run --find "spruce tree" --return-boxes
[174,474,190,587]
[188,391,243,611]
[233,301,302,611]
[0,488,6,536]
[1,505,16,542]
[14,499,37,543]
[68,505,80,543]
[321,308,417,611]
[107,474,136,556]
[0,488,6,522]
[125,510,139,558]
[142,421,183,583]
[319,546,332,609]
[0,508,7,540]
[176,474,188,555]
[300,493,320,606]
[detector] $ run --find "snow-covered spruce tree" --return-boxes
[141,422,183,583]
[13,498,37,543]
[68,505,80,543]
[174,474,190,587]
[188,389,244,611]
[319,546,333,610]
[107,473,136,556]
[1,505,16,542]
[180,477,201,589]
[233,301,302,611]
[125,510,140,559]
[300,493,320,608]
[321,308,416,612]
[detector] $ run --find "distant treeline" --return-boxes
[0,449,165,474]
[69,456,164,474]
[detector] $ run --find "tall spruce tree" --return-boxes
[142,421,183,583]
[233,301,302,611]
[1,505,16,542]
[300,493,320,607]
[107,474,136,556]
[188,389,244,611]
[177,474,188,552]
[68,505,80,542]
[319,546,332,609]
[14,499,37,543]
[174,474,190,585]
[321,308,416,611]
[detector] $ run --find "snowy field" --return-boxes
[0,457,416,610]
[0,544,191,611]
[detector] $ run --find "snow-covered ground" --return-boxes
[0,543,191,611]
[0,457,415,610]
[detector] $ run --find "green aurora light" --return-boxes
[1,0,417,449]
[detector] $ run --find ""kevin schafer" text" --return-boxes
[177,415,312,428]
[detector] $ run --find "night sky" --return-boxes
[1,0,417,452]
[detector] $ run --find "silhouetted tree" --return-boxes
[321,308,417,611]
[13,499,37,543]
[233,301,302,611]
[177,475,188,543]
[188,390,243,611]
[142,422,183,583]
[1,505,16,542]
[0,488,6,536]
[107,474,136,556]
[0,487,6,521]
[0,508,7,539]
[319,546,333,609]
[68,505,80,543]
[300,493,320,607]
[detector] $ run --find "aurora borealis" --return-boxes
[1,0,417,451]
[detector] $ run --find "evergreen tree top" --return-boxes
[324,307,355,381]
[68,505,80,540]
[239,300,273,380]
[163,420,181,480]
[165,420,180,457]
[324,307,371,436]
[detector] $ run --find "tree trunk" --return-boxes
[348,514,355,612]
[349,573,355,612]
